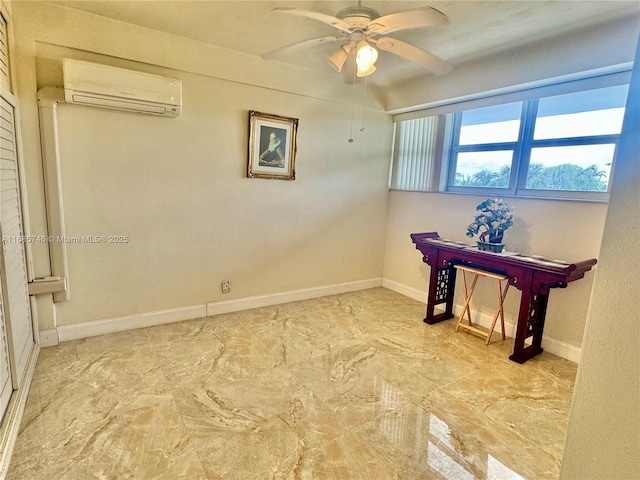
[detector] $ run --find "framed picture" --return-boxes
[247,110,298,180]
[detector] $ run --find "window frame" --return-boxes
[389,67,632,202]
[446,101,526,192]
[446,96,623,201]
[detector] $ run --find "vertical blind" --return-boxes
[389,116,442,191]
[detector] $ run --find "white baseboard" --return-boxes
[206,278,382,316]
[39,329,59,348]
[45,278,383,346]
[382,277,582,363]
[381,278,427,303]
[540,336,582,364]
[55,304,208,343]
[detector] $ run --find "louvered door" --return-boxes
[0,265,10,418]
[0,95,32,386]
[0,9,9,93]
[0,11,13,419]
[0,10,33,417]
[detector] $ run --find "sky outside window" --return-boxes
[534,85,628,139]
[459,102,522,145]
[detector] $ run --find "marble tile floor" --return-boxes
[7,288,578,479]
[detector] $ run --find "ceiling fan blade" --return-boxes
[368,7,448,35]
[263,36,339,60]
[375,37,452,75]
[272,8,352,34]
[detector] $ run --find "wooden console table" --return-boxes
[411,232,597,363]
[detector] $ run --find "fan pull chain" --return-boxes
[348,61,357,143]
[360,74,367,132]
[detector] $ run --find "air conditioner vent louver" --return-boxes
[62,58,182,117]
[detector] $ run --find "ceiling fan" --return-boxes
[264,1,452,79]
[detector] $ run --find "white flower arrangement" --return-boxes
[466,198,514,244]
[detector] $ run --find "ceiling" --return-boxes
[50,1,640,87]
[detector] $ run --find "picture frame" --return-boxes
[247,110,298,180]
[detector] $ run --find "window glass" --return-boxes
[459,102,522,145]
[534,85,628,139]
[453,151,512,187]
[526,144,615,191]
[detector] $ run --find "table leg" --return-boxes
[424,265,456,324]
[509,288,547,363]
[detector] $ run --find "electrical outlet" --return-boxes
[221,280,231,294]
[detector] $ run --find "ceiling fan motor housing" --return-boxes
[336,6,380,30]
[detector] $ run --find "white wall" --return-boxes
[561,35,640,480]
[13,2,392,331]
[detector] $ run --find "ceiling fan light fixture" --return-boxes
[326,44,351,72]
[355,40,378,70]
[356,64,376,77]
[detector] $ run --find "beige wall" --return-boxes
[561,36,640,480]
[12,2,392,328]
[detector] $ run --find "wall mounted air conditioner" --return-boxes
[62,58,182,117]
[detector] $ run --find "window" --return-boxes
[450,102,522,189]
[390,74,630,201]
